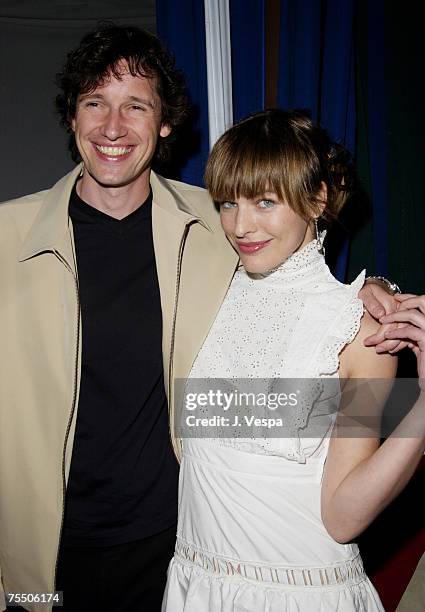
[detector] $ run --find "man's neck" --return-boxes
[76,171,152,220]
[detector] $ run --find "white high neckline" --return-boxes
[240,233,327,286]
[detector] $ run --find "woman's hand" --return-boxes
[380,294,425,383]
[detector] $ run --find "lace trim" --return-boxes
[175,540,366,587]
[288,272,365,442]
[311,272,365,379]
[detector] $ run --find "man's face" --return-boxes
[71,62,170,190]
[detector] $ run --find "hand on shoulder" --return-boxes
[359,281,410,354]
[380,294,425,384]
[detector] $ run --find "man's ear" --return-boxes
[71,117,76,132]
[160,123,171,138]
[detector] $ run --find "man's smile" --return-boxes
[94,144,134,158]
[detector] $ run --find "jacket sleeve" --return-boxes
[0,564,6,611]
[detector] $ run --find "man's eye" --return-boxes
[258,199,275,209]
[85,101,99,108]
[220,201,237,210]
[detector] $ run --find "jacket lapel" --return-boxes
[150,172,238,391]
[18,165,83,269]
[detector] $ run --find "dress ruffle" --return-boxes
[311,271,365,378]
[163,556,384,612]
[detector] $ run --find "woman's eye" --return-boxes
[220,201,237,210]
[258,199,275,209]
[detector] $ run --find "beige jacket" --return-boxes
[0,165,238,611]
[396,552,425,611]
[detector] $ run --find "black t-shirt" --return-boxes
[62,184,178,547]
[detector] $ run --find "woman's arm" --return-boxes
[321,310,425,544]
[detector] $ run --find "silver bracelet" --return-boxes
[365,275,401,295]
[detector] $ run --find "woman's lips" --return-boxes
[236,240,272,254]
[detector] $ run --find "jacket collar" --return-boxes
[150,171,211,231]
[19,164,83,266]
[19,165,210,266]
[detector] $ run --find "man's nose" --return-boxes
[100,109,128,140]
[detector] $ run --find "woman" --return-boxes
[162,109,425,611]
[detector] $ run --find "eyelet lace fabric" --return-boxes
[187,237,365,461]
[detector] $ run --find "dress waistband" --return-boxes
[175,540,366,588]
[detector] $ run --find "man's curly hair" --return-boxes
[55,22,189,165]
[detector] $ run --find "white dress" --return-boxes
[162,238,384,611]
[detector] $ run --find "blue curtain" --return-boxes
[229,0,265,122]
[156,0,266,186]
[277,0,355,280]
[156,0,209,186]
[156,0,363,282]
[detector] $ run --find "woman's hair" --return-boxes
[55,22,189,164]
[204,109,354,221]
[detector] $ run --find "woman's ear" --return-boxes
[315,181,327,217]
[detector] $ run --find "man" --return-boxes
[0,22,399,612]
[0,23,237,612]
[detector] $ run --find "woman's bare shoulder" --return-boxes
[340,311,397,379]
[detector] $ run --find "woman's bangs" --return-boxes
[208,146,286,203]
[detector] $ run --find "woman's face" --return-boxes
[219,193,315,273]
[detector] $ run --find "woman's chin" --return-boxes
[240,257,272,274]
